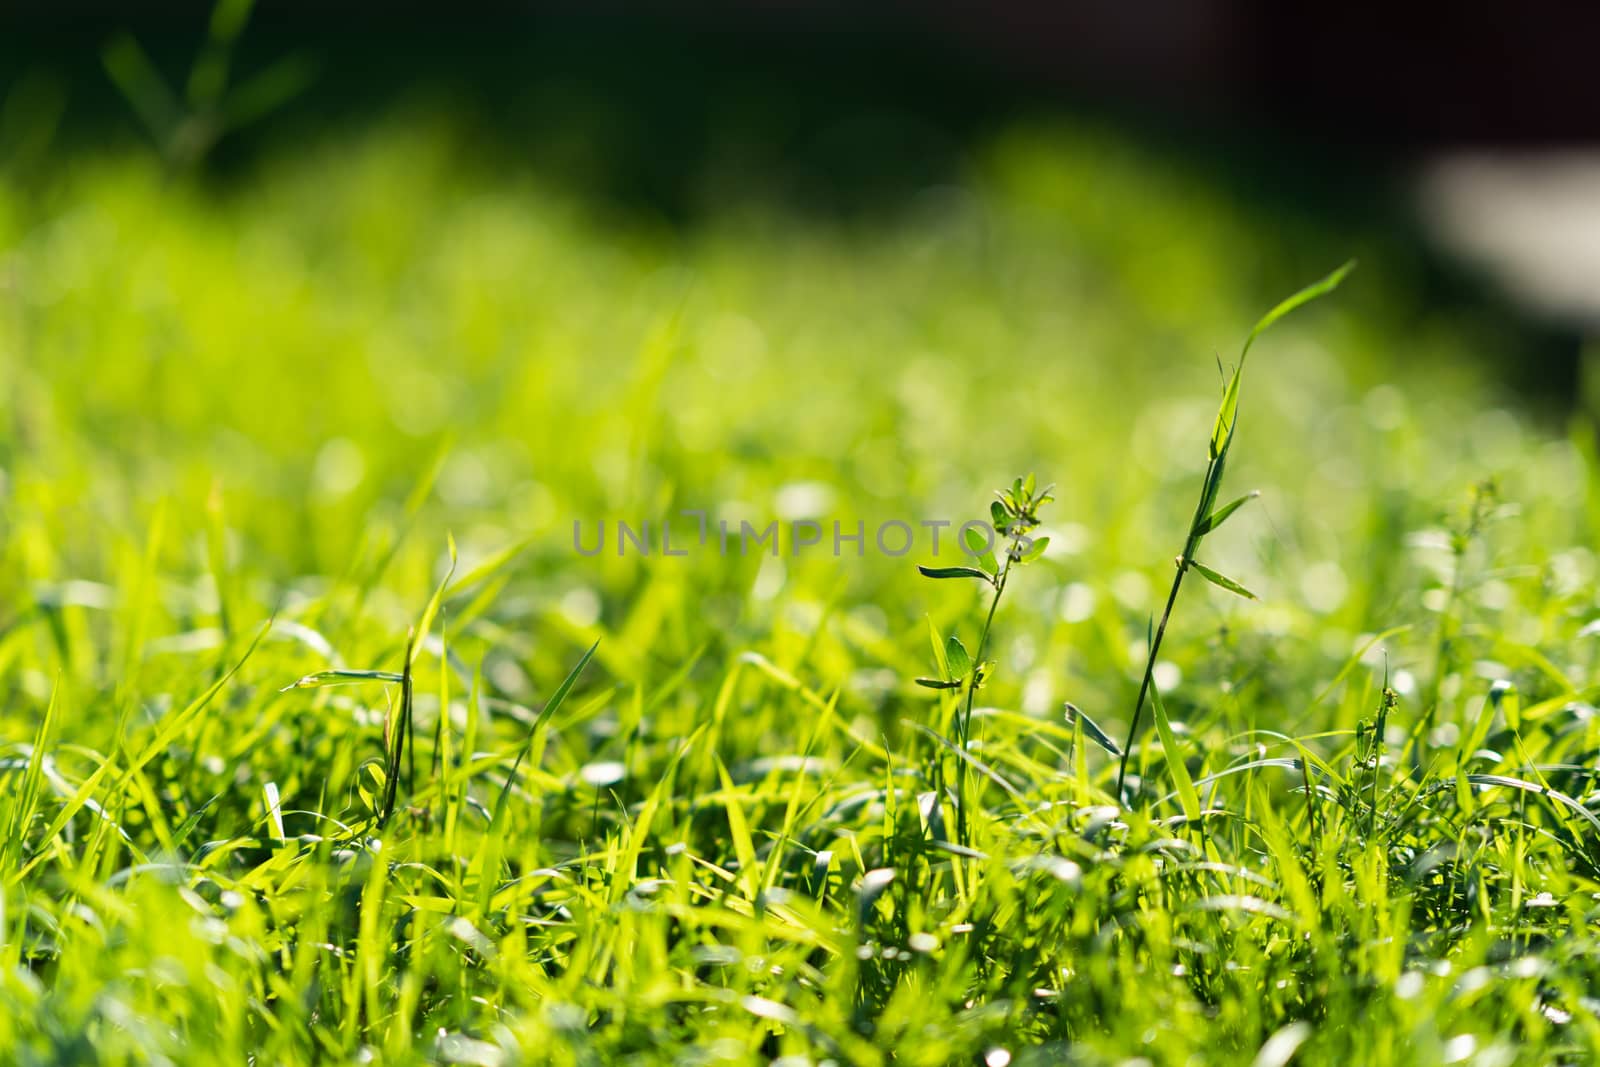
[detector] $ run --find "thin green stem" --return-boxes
[1117,561,1187,800]
[1117,449,1221,801]
[965,562,1010,737]
[955,546,1014,848]
[1112,377,1259,804]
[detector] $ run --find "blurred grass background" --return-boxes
[11,15,1600,1063]
[1,10,1594,752]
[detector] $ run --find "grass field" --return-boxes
[4,109,1600,1065]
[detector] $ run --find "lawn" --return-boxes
[3,104,1599,1066]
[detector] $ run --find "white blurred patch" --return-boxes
[1420,151,1600,324]
[1152,661,1181,692]
[1022,669,1053,714]
[774,481,834,520]
[1058,582,1096,623]
[1475,579,1513,612]
[559,586,601,627]
[311,438,365,499]
[753,557,786,601]
[1048,522,1091,556]
[1441,1034,1476,1065]
[1299,561,1348,614]
[580,761,626,788]
[1110,570,1151,611]
[440,451,492,507]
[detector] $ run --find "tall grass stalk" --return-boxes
[1116,261,1356,799]
[918,476,1052,846]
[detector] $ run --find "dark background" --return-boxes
[7,2,1596,398]
[12,2,1599,149]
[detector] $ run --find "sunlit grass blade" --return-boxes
[714,757,760,899]
[2,678,60,874]
[1240,259,1357,362]
[409,533,458,667]
[280,668,404,691]
[1122,265,1353,797]
[1149,684,1201,823]
[443,537,532,599]
[1063,702,1122,757]
[1193,491,1259,537]
[927,616,950,678]
[19,616,272,882]
[1211,260,1356,458]
[1186,559,1257,601]
[944,636,972,680]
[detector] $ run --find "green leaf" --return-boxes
[1064,702,1122,756]
[1019,536,1050,564]
[1187,559,1257,600]
[1209,261,1356,460]
[918,565,993,584]
[927,616,950,678]
[410,534,459,666]
[714,756,760,899]
[945,636,972,679]
[280,667,405,691]
[356,759,387,819]
[915,677,962,690]
[472,637,602,912]
[1241,259,1357,364]
[1209,364,1243,461]
[1197,450,1228,520]
[962,525,998,573]
[1150,683,1202,822]
[531,639,601,734]
[444,537,531,599]
[4,679,60,871]
[1463,774,1600,840]
[990,500,1008,528]
[1193,491,1259,537]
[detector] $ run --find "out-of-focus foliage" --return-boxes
[2,107,1599,1065]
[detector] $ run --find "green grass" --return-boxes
[4,112,1600,1065]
